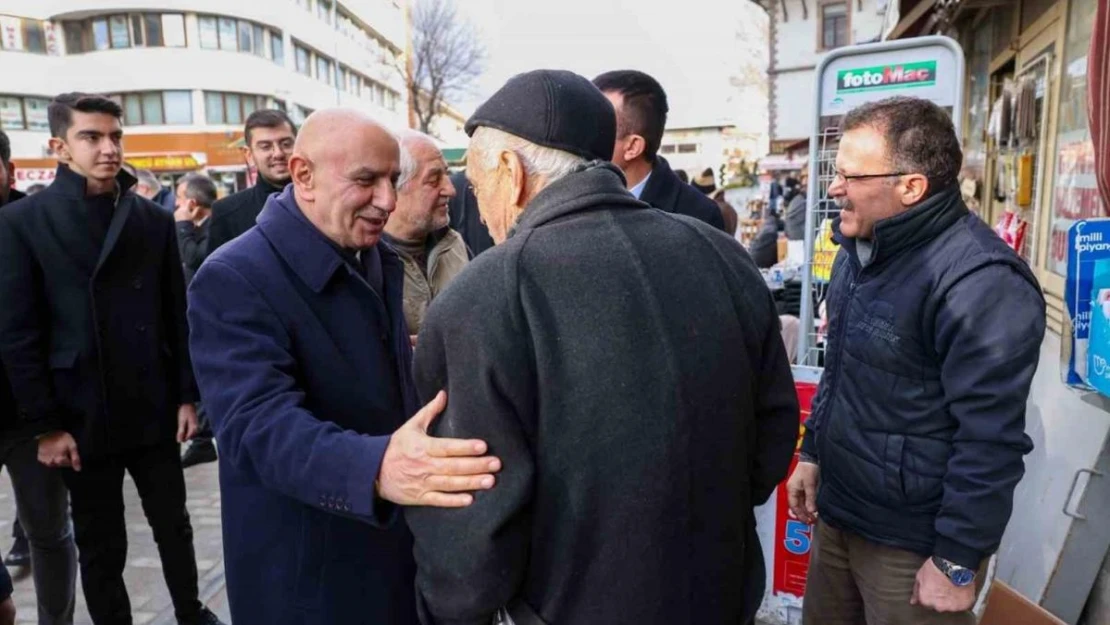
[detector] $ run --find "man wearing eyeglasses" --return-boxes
[786,97,1046,625]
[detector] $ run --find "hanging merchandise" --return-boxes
[994,210,1029,253]
[1017,152,1035,206]
[1013,75,1038,144]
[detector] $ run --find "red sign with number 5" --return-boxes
[772,380,819,597]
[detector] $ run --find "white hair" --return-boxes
[395,129,439,190]
[469,127,586,185]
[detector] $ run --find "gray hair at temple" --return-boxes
[395,129,440,190]
[178,173,218,209]
[134,168,161,194]
[468,127,586,187]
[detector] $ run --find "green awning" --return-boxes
[442,148,467,164]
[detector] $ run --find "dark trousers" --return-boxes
[4,438,77,623]
[802,521,982,625]
[62,443,202,625]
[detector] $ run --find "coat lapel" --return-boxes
[94,196,132,276]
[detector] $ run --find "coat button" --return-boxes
[139,365,149,374]
[136,324,146,333]
[132,278,143,290]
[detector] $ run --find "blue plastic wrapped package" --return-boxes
[1089,259,1110,396]
[1064,220,1110,388]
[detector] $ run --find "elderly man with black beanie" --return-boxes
[405,69,799,625]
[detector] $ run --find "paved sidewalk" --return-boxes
[0,459,230,625]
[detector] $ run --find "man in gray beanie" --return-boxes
[405,69,799,625]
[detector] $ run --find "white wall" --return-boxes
[773,70,818,141]
[770,0,887,141]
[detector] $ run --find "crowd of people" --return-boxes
[0,65,1046,625]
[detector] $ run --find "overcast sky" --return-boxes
[453,0,768,129]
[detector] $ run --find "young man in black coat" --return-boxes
[205,109,296,253]
[406,70,798,625]
[0,93,223,625]
[593,70,726,231]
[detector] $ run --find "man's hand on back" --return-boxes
[378,391,501,507]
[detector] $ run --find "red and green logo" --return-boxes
[836,61,937,93]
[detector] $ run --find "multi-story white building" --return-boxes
[0,0,409,193]
[755,0,889,172]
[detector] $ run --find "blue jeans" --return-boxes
[4,438,77,624]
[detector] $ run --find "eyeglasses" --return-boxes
[832,171,907,185]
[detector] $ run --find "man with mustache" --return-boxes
[383,131,469,343]
[786,97,1045,624]
[182,109,297,469]
[187,108,500,625]
[0,92,224,625]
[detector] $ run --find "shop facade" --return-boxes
[885,1,1110,623]
[12,129,250,197]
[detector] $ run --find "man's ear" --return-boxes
[241,145,256,168]
[289,154,315,200]
[900,173,930,205]
[623,135,647,163]
[48,137,68,162]
[502,149,528,208]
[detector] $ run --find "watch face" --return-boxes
[952,568,975,587]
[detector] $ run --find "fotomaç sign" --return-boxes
[837,61,937,94]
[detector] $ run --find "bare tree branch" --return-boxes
[403,0,486,135]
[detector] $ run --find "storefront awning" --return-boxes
[759,154,808,172]
[125,153,205,172]
[442,148,466,164]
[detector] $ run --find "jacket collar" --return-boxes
[834,185,968,268]
[49,163,136,199]
[256,186,401,293]
[638,156,681,211]
[2,187,25,207]
[254,175,286,197]
[509,161,644,237]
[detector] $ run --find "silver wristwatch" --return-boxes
[932,556,976,587]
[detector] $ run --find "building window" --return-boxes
[820,2,849,50]
[677,143,699,154]
[1048,0,1102,275]
[218,17,237,51]
[660,145,676,154]
[65,14,185,53]
[0,97,25,130]
[117,91,193,126]
[163,91,193,124]
[162,15,185,47]
[271,31,284,65]
[109,15,130,48]
[198,16,219,49]
[205,92,266,125]
[316,56,332,85]
[92,19,109,50]
[253,24,265,57]
[0,18,47,53]
[64,22,83,53]
[294,43,311,76]
[22,20,46,53]
[238,20,253,53]
[318,0,333,24]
